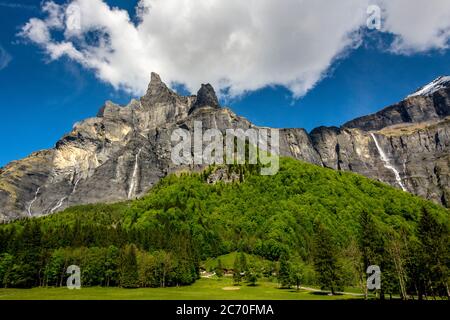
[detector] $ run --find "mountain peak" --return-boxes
[407,76,450,98]
[344,75,450,131]
[141,72,179,107]
[189,83,220,114]
[150,72,162,84]
[146,72,169,95]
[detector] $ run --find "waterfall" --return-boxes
[370,133,407,192]
[128,148,143,199]
[27,187,41,216]
[72,175,81,193]
[50,197,67,213]
[47,171,80,215]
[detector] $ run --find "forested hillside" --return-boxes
[0,158,448,299]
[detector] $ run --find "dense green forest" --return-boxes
[0,157,448,299]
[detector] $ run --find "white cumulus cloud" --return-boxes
[378,0,450,53]
[18,0,450,98]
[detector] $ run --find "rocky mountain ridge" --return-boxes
[0,73,449,221]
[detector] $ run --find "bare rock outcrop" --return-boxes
[1,74,449,222]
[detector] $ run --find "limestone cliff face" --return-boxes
[0,74,449,221]
[310,119,450,206]
[344,76,450,131]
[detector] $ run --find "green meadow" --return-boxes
[0,277,364,300]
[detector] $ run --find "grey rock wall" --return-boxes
[1,74,449,222]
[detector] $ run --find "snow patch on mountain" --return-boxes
[407,76,450,98]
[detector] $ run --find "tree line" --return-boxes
[0,158,448,299]
[213,207,448,300]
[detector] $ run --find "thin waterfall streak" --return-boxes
[27,187,41,216]
[50,197,67,214]
[371,133,407,192]
[128,148,143,199]
[72,176,81,194]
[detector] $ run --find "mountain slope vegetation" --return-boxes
[0,158,448,298]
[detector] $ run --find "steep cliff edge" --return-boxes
[0,74,449,221]
[344,76,450,131]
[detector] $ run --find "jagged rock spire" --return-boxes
[140,72,179,107]
[147,72,165,94]
[189,83,220,114]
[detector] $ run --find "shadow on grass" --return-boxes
[309,291,344,296]
[276,287,307,294]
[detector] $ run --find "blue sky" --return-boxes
[1,0,450,167]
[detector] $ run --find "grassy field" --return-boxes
[0,278,364,300]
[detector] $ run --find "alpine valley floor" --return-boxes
[0,277,368,300]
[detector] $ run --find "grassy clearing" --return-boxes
[0,278,363,300]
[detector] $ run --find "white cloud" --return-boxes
[19,0,450,98]
[21,18,51,44]
[0,46,12,71]
[377,0,450,54]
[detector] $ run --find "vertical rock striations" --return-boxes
[1,74,449,221]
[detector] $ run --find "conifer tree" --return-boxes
[119,245,139,288]
[313,222,343,295]
[239,252,248,273]
[359,210,383,269]
[416,207,449,299]
[216,259,224,278]
[13,221,42,288]
[233,254,242,285]
[358,210,385,298]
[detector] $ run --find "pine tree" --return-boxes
[215,259,224,278]
[13,221,43,288]
[119,245,139,288]
[416,207,449,299]
[359,210,383,269]
[313,222,343,295]
[105,245,119,287]
[239,252,248,274]
[0,253,14,288]
[358,210,384,298]
[233,254,242,285]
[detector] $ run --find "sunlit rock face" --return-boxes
[311,119,450,207]
[1,74,449,222]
